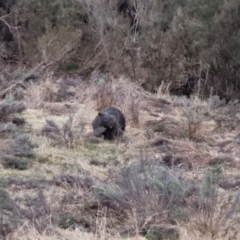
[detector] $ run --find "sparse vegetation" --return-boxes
[1,0,240,239]
[2,134,37,170]
[0,94,26,123]
[41,109,88,147]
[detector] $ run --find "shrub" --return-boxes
[185,166,240,239]
[23,83,46,109]
[0,95,26,123]
[181,97,210,140]
[92,160,196,238]
[41,110,87,147]
[2,134,37,170]
[92,160,240,239]
[1,0,240,99]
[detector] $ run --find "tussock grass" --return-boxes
[0,76,239,240]
[2,1,240,238]
[11,224,146,240]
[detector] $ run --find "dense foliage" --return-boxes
[1,0,240,99]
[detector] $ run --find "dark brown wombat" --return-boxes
[92,106,126,140]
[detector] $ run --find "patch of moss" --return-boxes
[59,62,79,72]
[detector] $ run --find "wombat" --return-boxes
[92,106,126,140]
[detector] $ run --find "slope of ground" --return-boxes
[0,75,240,240]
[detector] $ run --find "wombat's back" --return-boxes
[101,106,126,131]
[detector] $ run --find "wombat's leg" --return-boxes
[104,130,115,140]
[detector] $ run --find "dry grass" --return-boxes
[10,224,146,240]
[24,83,46,109]
[1,76,240,240]
[76,76,144,129]
[2,1,240,238]
[178,213,240,240]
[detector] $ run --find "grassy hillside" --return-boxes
[0,1,240,240]
[0,76,240,240]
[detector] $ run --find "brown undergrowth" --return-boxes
[0,76,240,240]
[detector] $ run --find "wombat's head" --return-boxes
[98,112,116,129]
